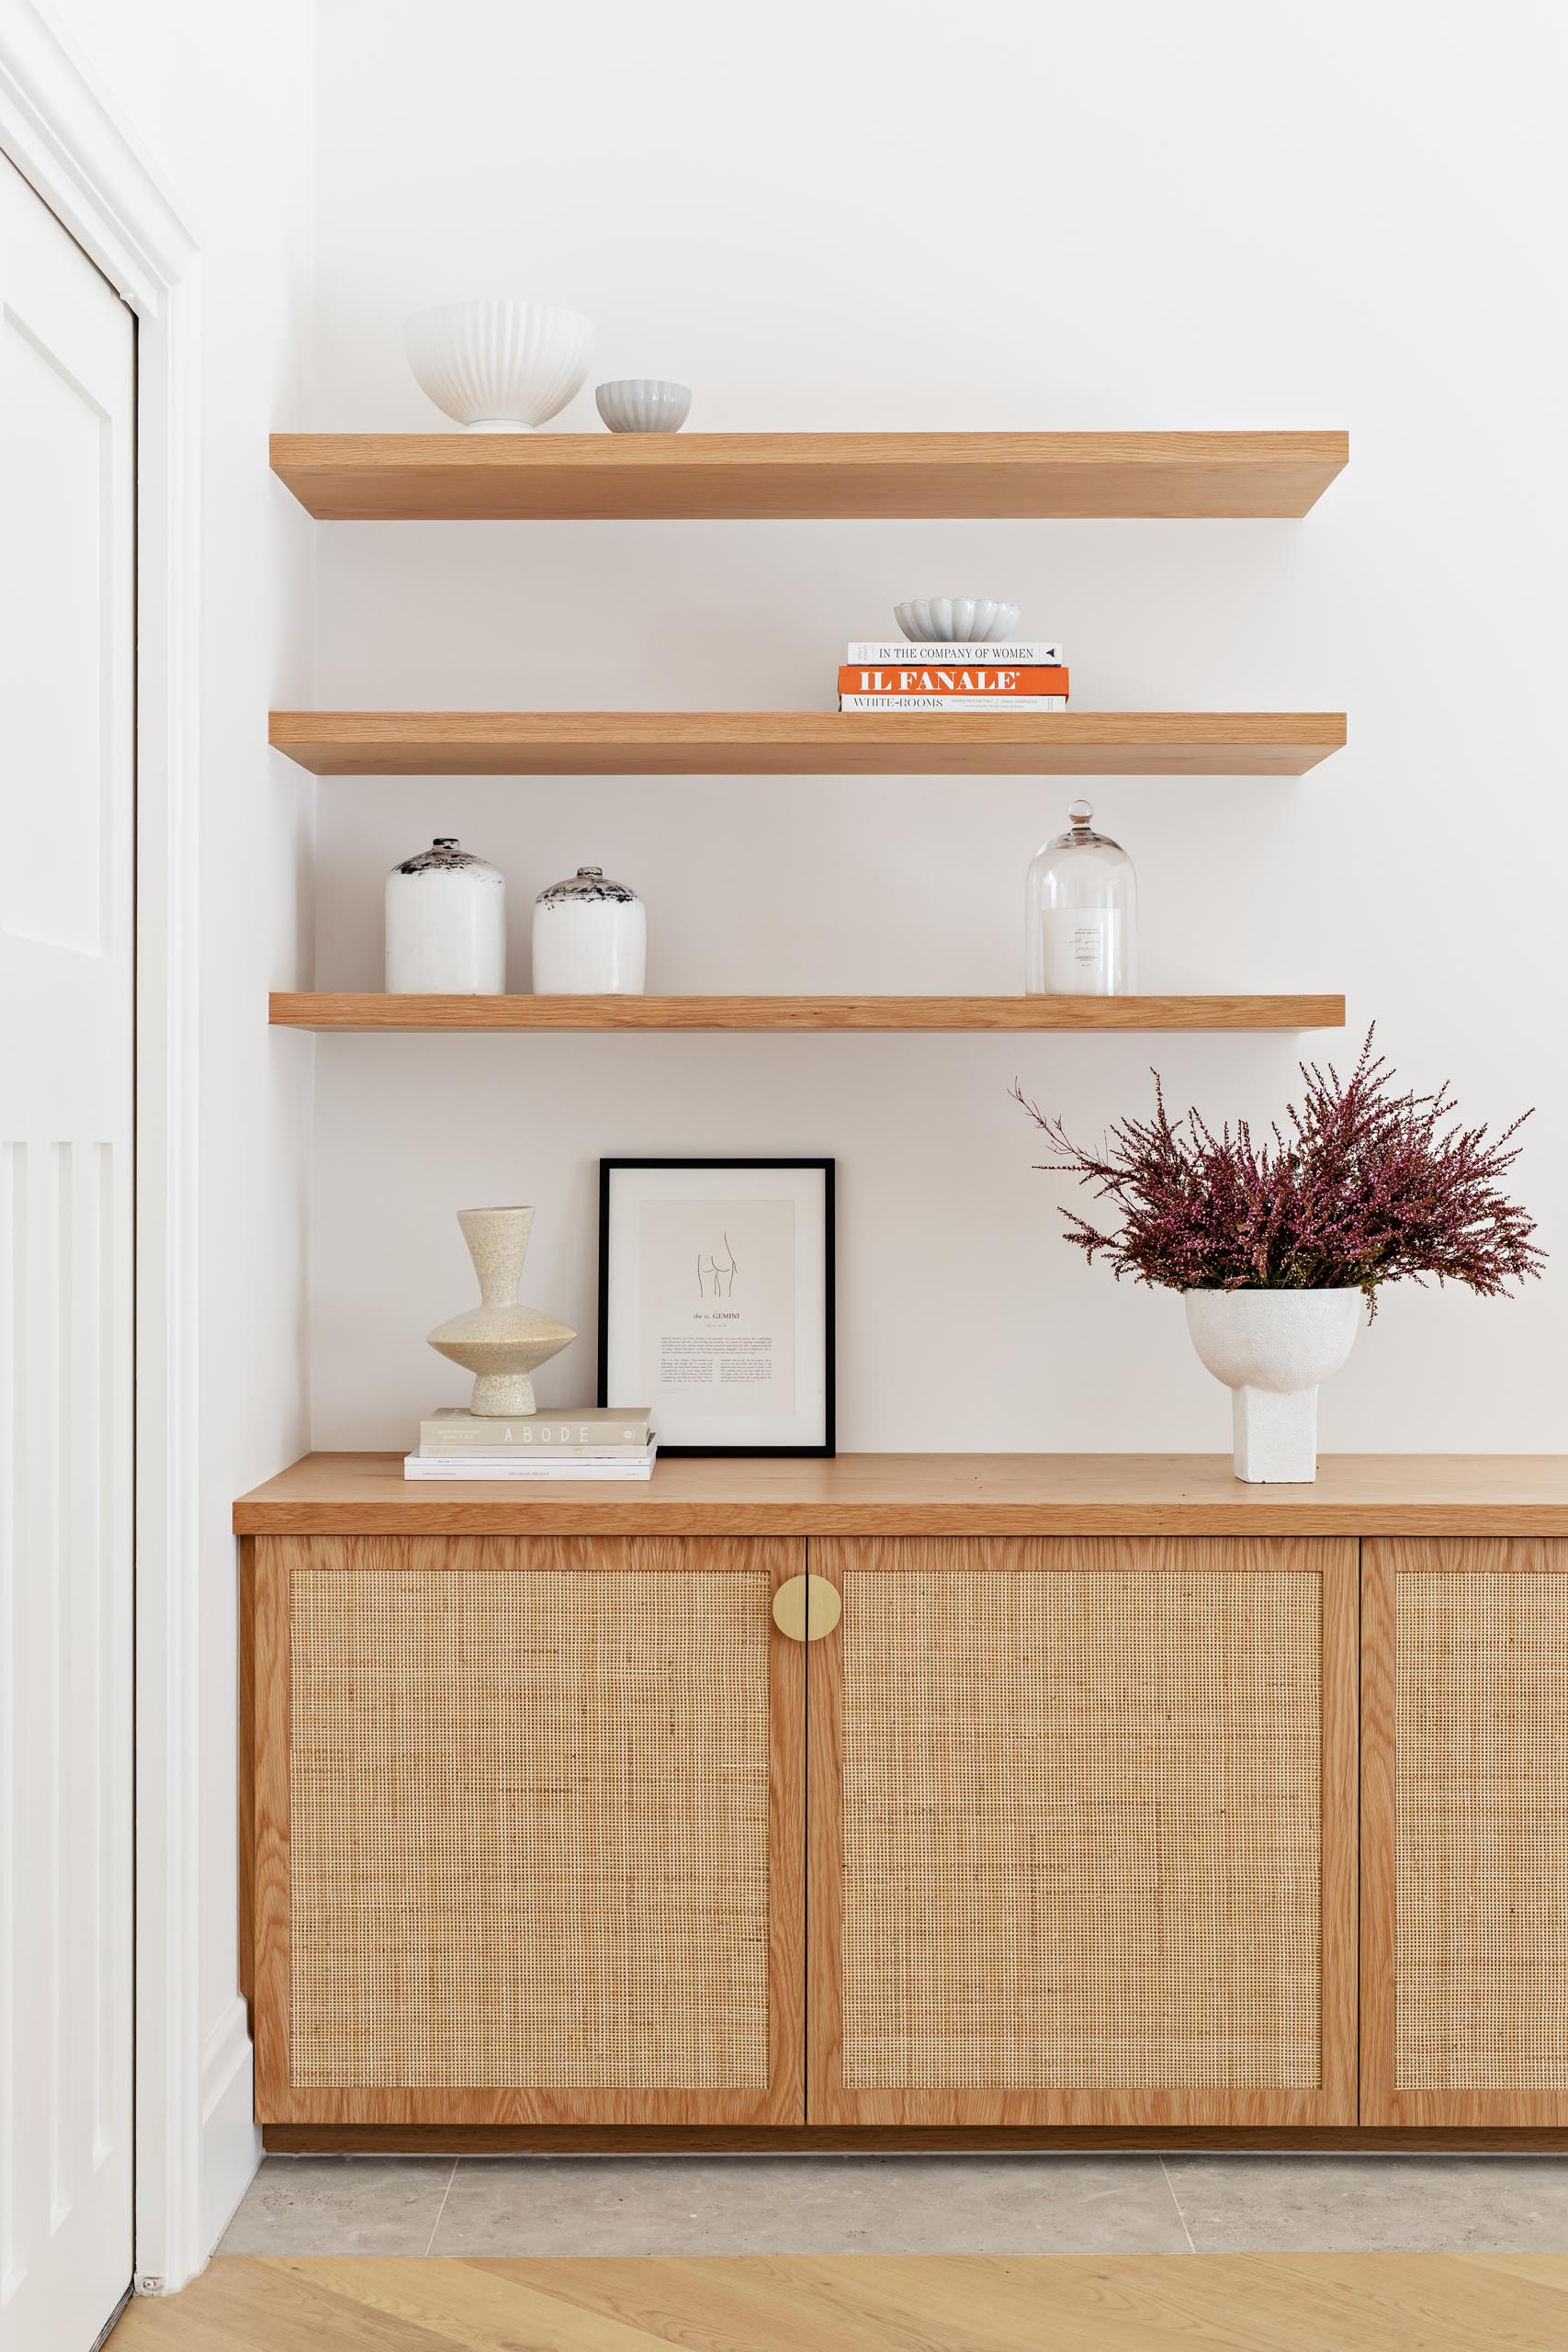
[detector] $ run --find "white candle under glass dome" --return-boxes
[1025,798,1137,995]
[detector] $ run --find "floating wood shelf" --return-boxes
[270,710,1346,778]
[270,992,1345,1035]
[269,431,1348,523]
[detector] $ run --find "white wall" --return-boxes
[307,0,1564,1457]
[45,0,317,2259]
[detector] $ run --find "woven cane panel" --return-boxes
[288,1567,771,2089]
[840,1569,1323,2090]
[1396,1571,1568,2091]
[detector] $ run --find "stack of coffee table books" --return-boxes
[404,1406,656,1480]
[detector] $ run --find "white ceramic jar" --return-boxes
[532,866,646,994]
[385,838,506,993]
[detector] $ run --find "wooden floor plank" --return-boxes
[120,2258,470,2352]
[112,2253,1568,2352]
[468,2253,949,2352]
[269,2256,682,2352]
[107,2301,240,2352]
[1470,2253,1568,2285]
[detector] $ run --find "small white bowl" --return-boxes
[895,597,1021,643]
[595,379,692,434]
[404,300,595,432]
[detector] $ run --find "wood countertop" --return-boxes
[233,1453,1568,1537]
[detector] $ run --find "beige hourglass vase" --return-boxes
[425,1206,576,1416]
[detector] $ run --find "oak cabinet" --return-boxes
[248,1524,1356,2131]
[808,1538,1358,2127]
[1362,1538,1568,2126]
[240,1476,1568,2142]
[252,1534,806,2126]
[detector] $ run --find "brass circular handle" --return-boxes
[772,1574,841,1643]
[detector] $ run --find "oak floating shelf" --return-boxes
[270,709,1346,778]
[268,430,1348,523]
[269,993,1346,1035]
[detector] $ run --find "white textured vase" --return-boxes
[594,378,692,433]
[403,300,595,431]
[1184,1290,1362,1483]
[385,838,505,993]
[532,866,646,993]
[426,1207,577,1417]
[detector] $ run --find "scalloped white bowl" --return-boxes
[895,597,1021,643]
[403,301,595,432]
[595,379,692,433]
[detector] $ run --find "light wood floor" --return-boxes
[113,2252,1568,2349]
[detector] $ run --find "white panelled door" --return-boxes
[0,155,135,2350]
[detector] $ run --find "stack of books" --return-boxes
[405,1406,657,1481]
[839,639,1067,712]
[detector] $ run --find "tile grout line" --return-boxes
[1158,2156,1197,2254]
[423,2158,459,2257]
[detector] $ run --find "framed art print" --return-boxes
[598,1159,835,1456]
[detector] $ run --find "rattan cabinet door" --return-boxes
[252,1534,805,2125]
[808,1536,1357,2126]
[1363,1538,1568,2126]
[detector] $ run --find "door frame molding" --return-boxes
[0,0,207,2297]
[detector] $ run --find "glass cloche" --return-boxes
[1025,798,1137,995]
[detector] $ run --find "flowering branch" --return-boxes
[1011,1029,1544,1314]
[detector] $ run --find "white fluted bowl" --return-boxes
[404,301,595,432]
[595,378,691,433]
[895,597,1021,643]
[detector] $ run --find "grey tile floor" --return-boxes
[220,2153,1568,2259]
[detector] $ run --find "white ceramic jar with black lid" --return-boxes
[385,837,506,993]
[532,866,646,994]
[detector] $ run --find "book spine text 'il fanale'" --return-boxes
[838,664,1067,698]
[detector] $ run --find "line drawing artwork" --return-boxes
[697,1232,739,1299]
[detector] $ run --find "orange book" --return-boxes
[837,663,1068,696]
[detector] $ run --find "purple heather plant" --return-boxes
[1012,1030,1544,1314]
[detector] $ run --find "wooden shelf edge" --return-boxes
[233,1452,1568,1537]
[268,709,1348,778]
[268,430,1349,522]
[268,992,1347,1034]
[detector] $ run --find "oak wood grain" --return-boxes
[252,1534,807,2129]
[1360,1532,1398,2132]
[113,2251,1568,2352]
[237,1536,255,2025]
[234,1452,1568,1539]
[1322,1540,1361,2129]
[262,2120,1568,2153]
[1361,1536,1568,2129]
[268,991,1347,1033]
[269,428,1349,521]
[268,708,1348,777]
[253,1539,292,2122]
[807,1535,1358,2128]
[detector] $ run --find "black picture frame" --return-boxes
[597,1158,836,1458]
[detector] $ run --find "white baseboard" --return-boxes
[197,1997,262,2264]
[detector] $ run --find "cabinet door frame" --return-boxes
[807,1534,1358,2128]
[252,1532,807,2127]
[1362,1536,1568,2127]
